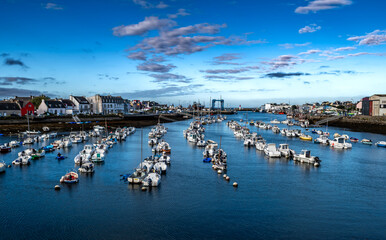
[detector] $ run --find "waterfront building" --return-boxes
[37,99,66,115]
[0,102,21,116]
[69,95,91,114]
[87,94,124,114]
[369,94,386,116]
[60,99,76,115]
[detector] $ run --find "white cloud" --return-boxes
[298,49,322,55]
[133,0,168,9]
[44,3,63,10]
[112,17,175,36]
[347,30,386,45]
[295,0,352,14]
[299,24,321,34]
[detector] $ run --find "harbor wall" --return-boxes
[308,115,386,135]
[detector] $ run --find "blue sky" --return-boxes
[0,0,385,106]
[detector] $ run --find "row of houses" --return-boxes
[0,94,162,117]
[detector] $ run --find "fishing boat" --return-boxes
[197,139,206,147]
[361,139,373,145]
[350,137,359,143]
[148,138,158,146]
[330,137,352,149]
[78,162,95,173]
[60,171,79,183]
[0,144,11,153]
[143,172,161,187]
[255,139,266,151]
[270,119,280,124]
[91,150,105,163]
[31,149,45,160]
[9,141,20,148]
[12,155,31,165]
[278,144,295,158]
[127,168,147,184]
[23,137,34,145]
[264,143,281,158]
[314,135,330,145]
[293,150,321,166]
[299,134,313,141]
[375,141,386,148]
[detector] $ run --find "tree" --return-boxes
[291,105,298,111]
[31,95,50,108]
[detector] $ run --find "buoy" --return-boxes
[141,187,147,191]
[226,176,230,181]
[54,185,60,190]
[314,162,320,167]
[217,170,222,174]
[233,182,238,187]
[7,165,11,168]
[223,174,227,178]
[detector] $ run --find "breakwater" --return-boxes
[308,115,386,134]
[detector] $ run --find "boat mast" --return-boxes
[140,128,143,168]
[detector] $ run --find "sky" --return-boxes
[0,0,385,107]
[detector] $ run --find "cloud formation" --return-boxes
[263,72,310,78]
[149,73,191,83]
[168,9,190,19]
[298,49,322,55]
[44,3,63,10]
[128,51,147,60]
[262,55,307,70]
[347,30,386,45]
[118,84,204,98]
[279,42,311,49]
[299,24,321,34]
[136,62,176,73]
[133,0,168,9]
[200,68,249,74]
[0,77,36,85]
[295,0,352,14]
[113,17,175,36]
[4,58,28,68]
[0,87,47,97]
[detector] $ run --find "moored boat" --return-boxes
[60,171,79,183]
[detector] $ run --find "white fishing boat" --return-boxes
[255,140,266,151]
[158,154,171,164]
[154,161,167,174]
[12,155,31,165]
[63,137,72,147]
[148,138,158,145]
[270,119,280,124]
[293,150,321,166]
[243,134,255,147]
[272,125,280,133]
[263,143,281,158]
[91,151,105,162]
[74,152,91,164]
[278,144,294,158]
[78,162,95,173]
[197,139,206,147]
[329,137,352,149]
[203,140,218,157]
[23,137,34,145]
[143,172,161,187]
[9,141,20,148]
[314,135,330,145]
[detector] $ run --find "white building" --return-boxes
[60,99,76,115]
[370,94,386,116]
[87,94,124,114]
[69,95,91,114]
[37,99,66,115]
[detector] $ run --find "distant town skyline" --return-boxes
[1,0,385,106]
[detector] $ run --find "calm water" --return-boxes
[1,112,385,240]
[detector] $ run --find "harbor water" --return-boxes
[0,112,385,239]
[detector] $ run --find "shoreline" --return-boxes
[0,113,190,135]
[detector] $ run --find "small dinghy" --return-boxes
[349,137,359,143]
[12,156,31,165]
[56,153,65,160]
[203,157,212,163]
[375,141,386,148]
[361,139,373,145]
[0,160,6,173]
[60,171,79,183]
